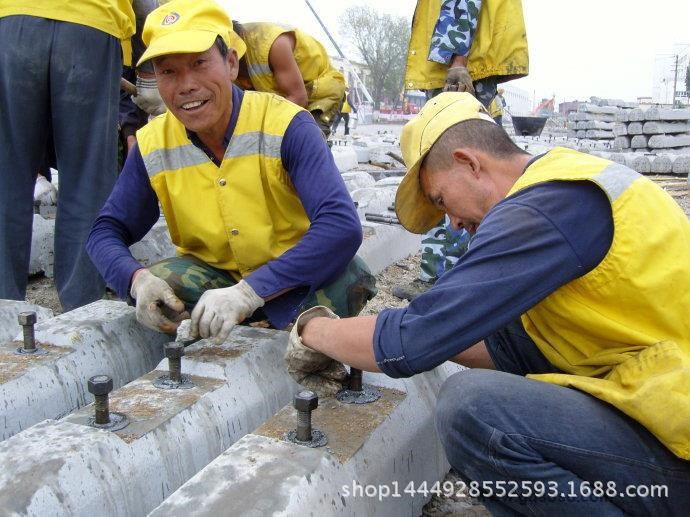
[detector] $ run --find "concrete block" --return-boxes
[644,107,690,121]
[341,171,376,193]
[613,123,628,136]
[149,365,463,517]
[0,326,298,516]
[583,121,615,130]
[648,134,690,149]
[627,109,646,122]
[627,122,643,135]
[29,214,54,277]
[358,223,421,275]
[613,136,631,150]
[673,155,690,175]
[650,154,674,174]
[0,300,53,342]
[609,153,627,165]
[368,145,402,166]
[630,154,652,174]
[642,121,690,135]
[330,146,359,172]
[576,130,587,139]
[0,300,168,440]
[577,103,618,115]
[615,110,629,122]
[354,146,372,163]
[130,218,176,267]
[630,135,649,149]
[585,129,614,139]
[351,186,397,219]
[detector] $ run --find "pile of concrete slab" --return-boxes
[614,107,690,153]
[567,103,620,141]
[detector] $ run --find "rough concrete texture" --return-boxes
[613,123,628,136]
[130,218,176,267]
[351,185,397,220]
[357,223,421,275]
[368,145,401,166]
[630,154,652,174]
[613,136,631,150]
[585,129,613,139]
[0,326,298,516]
[630,135,649,149]
[330,145,359,172]
[0,300,53,342]
[626,122,643,135]
[649,134,690,149]
[0,300,168,440]
[615,110,629,123]
[642,121,690,134]
[674,155,690,175]
[651,155,674,174]
[627,109,646,122]
[644,107,690,121]
[149,365,462,517]
[581,121,614,130]
[29,214,55,277]
[341,171,376,193]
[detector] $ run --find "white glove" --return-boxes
[190,280,264,345]
[34,175,57,205]
[284,306,347,397]
[130,269,187,333]
[443,66,475,95]
[132,76,167,116]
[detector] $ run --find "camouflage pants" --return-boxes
[418,77,496,283]
[148,254,377,326]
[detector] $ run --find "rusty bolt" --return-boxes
[87,375,113,425]
[165,342,184,383]
[17,311,37,351]
[349,368,363,392]
[294,390,318,442]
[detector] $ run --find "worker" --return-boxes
[86,0,375,345]
[233,21,346,138]
[488,87,506,125]
[393,0,529,301]
[0,0,145,310]
[332,87,357,136]
[286,93,690,514]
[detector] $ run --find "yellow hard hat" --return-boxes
[138,0,246,66]
[395,92,495,234]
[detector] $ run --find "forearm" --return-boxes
[300,315,380,372]
[429,0,482,65]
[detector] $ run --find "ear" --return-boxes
[451,148,481,179]
[226,49,239,81]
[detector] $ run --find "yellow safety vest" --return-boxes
[507,147,690,459]
[488,96,503,118]
[404,0,529,91]
[241,22,346,124]
[342,99,351,114]
[136,91,311,278]
[0,0,135,65]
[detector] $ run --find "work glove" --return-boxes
[190,280,264,345]
[443,66,475,95]
[130,269,187,333]
[285,306,347,397]
[132,76,167,116]
[33,175,57,205]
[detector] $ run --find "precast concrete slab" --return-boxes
[149,365,463,517]
[29,214,55,277]
[0,326,297,516]
[0,300,168,441]
[358,223,421,275]
[331,145,359,172]
[0,300,53,342]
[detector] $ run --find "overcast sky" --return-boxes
[221,0,690,106]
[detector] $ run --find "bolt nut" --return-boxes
[18,311,37,326]
[294,390,318,412]
[87,375,113,396]
[165,342,184,360]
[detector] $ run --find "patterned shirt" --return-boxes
[428,0,482,65]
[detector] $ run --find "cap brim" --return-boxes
[137,29,247,67]
[394,151,444,234]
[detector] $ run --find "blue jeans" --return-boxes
[436,320,690,516]
[0,16,120,310]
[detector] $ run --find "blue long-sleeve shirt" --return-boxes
[374,177,614,377]
[429,0,482,65]
[87,85,361,328]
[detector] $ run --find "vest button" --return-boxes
[218,178,226,186]
[231,228,239,235]
[411,50,416,55]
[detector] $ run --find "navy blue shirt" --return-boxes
[374,176,614,377]
[87,86,361,329]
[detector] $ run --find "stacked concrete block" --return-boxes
[614,107,690,153]
[567,103,618,141]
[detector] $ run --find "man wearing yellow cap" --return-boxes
[286,92,690,512]
[87,0,375,345]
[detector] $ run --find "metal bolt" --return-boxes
[349,368,363,392]
[17,311,37,352]
[87,375,113,425]
[165,342,184,383]
[294,390,318,442]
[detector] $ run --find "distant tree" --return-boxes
[339,6,411,108]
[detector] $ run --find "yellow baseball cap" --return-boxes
[138,0,246,66]
[395,92,495,234]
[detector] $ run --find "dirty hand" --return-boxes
[443,66,475,95]
[33,175,57,205]
[285,306,347,397]
[132,76,167,116]
[130,269,187,333]
[190,280,264,345]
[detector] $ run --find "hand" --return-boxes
[130,269,187,333]
[285,306,347,397]
[34,175,57,205]
[443,66,475,95]
[132,76,167,116]
[190,280,264,345]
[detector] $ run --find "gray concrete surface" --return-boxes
[0,300,53,342]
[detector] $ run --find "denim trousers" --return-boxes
[435,320,690,516]
[0,16,120,310]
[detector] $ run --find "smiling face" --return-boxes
[153,44,239,144]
